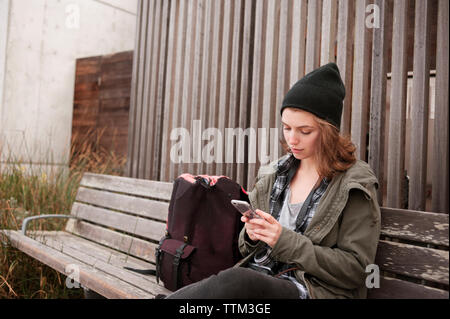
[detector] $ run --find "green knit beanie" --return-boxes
[280,62,345,130]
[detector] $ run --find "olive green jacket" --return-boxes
[236,157,381,299]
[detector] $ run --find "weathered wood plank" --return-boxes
[225,0,244,181]
[369,0,389,206]
[71,203,166,242]
[261,0,278,163]
[197,0,213,176]
[25,231,169,296]
[289,0,307,85]
[130,0,149,179]
[320,0,337,65]
[3,230,154,298]
[305,0,322,73]
[205,0,223,177]
[172,0,190,181]
[216,0,234,176]
[139,0,159,180]
[188,0,205,176]
[66,220,158,262]
[159,0,178,182]
[375,240,449,285]
[336,0,354,136]
[151,0,170,181]
[180,0,198,177]
[380,207,449,246]
[432,0,449,214]
[27,231,157,282]
[408,0,432,211]
[350,0,371,161]
[367,276,449,299]
[75,187,169,222]
[246,0,266,189]
[235,0,253,186]
[79,173,173,201]
[386,0,409,208]
[125,0,139,177]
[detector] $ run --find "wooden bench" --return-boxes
[1,173,448,299]
[2,173,173,298]
[368,207,449,299]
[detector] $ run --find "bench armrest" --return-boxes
[21,214,80,235]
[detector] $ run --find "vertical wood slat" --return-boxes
[198,0,213,176]
[225,0,243,181]
[206,0,224,176]
[236,0,253,185]
[336,0,354,138]
[159,0,178,182]
[336,0,354,137]
[369,0,389,206]
[320,0,338,65]
[137,0,155,179]
[153,0,170,181]
[289,0,307,86]
[247,0,266,189]
[305,0,322,74]
[127,0,146,179]
[432,0,449,213]
[275,0,291,162]
[387,0,409,208]
[216,0,233,176]
[142,0,160,180]
[351,0,371,161]
[409,0,432,211]
[188,0,206,176]
[170,0,188,181]
[256,1,279,165]
[136,0,152,180]
[260,0,278,166]
[180,0,198,176]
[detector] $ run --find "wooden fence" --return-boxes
[126,0,448,213]
[72,51,133,160]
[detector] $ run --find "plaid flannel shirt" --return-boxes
[269,154,330,233]
[250,154,330,298]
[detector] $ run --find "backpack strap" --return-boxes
[173,243,188,290]
[155,233,169,284]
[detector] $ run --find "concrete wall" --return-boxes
[0,0,137,174]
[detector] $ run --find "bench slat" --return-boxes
[375,240,449,285]
[367,276,449,299]
[80,173,173,201]
[3,230,155,298]
[25,231,170,296]
[42,232,156,272]
[380,207,449,247]
[66,219,157,262]
[72,203,166,242]
[75,187,169,222]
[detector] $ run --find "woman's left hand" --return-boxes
[247,209,282,248]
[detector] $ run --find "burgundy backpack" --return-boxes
[155,174,247,291]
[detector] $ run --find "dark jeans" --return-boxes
[165,267,300,299]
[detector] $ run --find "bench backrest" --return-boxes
[65,173,172,264]
[369,207,449,298]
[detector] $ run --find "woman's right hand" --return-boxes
[241,215,261,242]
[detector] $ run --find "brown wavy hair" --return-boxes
[280,108,357,181]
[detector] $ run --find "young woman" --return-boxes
[164,62,381,299]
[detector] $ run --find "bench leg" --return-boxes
[83,288,106,299]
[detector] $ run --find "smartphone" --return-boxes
[231,199,261,219]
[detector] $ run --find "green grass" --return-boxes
[0,129,126,298]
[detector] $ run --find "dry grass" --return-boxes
[0,128,126,298]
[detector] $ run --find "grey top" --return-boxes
[278,187,304,231]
